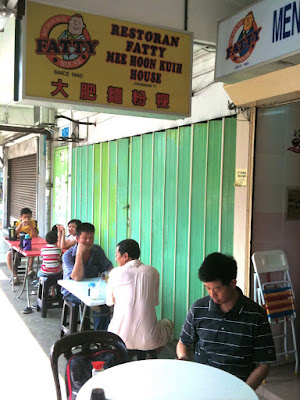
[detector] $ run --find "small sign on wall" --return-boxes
[234,169,247,187]
[287,187,300,220]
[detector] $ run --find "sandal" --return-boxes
[27,270,37,279]
[11,276,20,285]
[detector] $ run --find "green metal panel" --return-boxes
[68,116,237,340]
[130,136,141,243]
[205,120,222,255]
[116,138,129,244]
[93,144,101,244]
[87,145,94,223]
[174,126,191,336]
[189,123,207,306]
[140,135,153,265]
[100,143,109,252]
[162,128,178,322]
[52,146,69,227]
[151,131,166,319]
[81,146,88,222]
[221,117,237,255]
[76,147,82,220]
[108,141,117,264]
[71,148,76,219]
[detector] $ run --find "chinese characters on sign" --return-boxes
[24,2,192,118]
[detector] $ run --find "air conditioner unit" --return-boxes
[34,107,56,126]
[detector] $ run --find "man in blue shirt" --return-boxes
[62,222,113,329]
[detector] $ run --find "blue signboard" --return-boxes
[61,126,69,138]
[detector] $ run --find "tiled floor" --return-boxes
[0,229,299,400]
[257,363,300,400]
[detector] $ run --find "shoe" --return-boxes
[11,276,20,285]
[27,270,37,279]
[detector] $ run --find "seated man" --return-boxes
[62,222,113,330]
[176,252,276,390]
[106,239,173,355]
[7,207,39,285]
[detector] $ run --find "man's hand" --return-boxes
[70,242,91,281]
[76,242,90,257]
[176,341,193,361]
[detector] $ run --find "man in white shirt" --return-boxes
[106,239,173,353]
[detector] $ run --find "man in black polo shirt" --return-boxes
[176,252,276,390]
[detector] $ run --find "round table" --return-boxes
[76,359,259,400]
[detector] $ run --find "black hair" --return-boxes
[51,225,58,234]
[117,239,140,260]
[76,222,95,236]
[68,219,82,227]
[198,252,237,286]
[45,231,58,245]
[20,208,32,216]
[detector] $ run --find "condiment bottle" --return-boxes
[88,282,96,297]
[90,388,106,400]
[23,234,32,250]
[91,361,105,377]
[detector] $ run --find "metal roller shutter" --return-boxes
[9,154,37,223]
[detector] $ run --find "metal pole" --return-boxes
[45,136,52,233]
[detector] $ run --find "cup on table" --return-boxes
[19,232,26,248]
[100,271,109,283]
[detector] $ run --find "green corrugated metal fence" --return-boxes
[55,117,237,338]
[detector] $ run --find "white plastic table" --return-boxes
[58,278,107,330]
[76,359,259,400]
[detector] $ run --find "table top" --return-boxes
[76,359,259,400]
[4,236,47,257]
[58,278,107,306]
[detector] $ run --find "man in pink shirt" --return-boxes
[106,239,173,354]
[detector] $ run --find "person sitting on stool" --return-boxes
[7,207,39,285]
[38,231,62,297]
[62,222,113,330]
[106,239,174,358]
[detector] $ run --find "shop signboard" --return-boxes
[20,1,193,119]
[215,0,300,83]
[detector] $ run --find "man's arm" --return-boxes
[62,248,75,280]
[246,363,270,390]
[15,221,22,235]
[28,220,38,237]
[176,341,193,361]
[70,243,85,281]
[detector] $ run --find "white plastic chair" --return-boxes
[252,250,298,374]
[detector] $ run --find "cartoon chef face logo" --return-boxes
[35,13,99,69]
[226,11,262,64]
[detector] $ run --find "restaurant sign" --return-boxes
[215,0,300,83]
[21,1,193,119]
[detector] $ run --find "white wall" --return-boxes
[252,102,300,350]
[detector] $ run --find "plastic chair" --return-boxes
[252,250,298,374]
[50,330,128,400]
